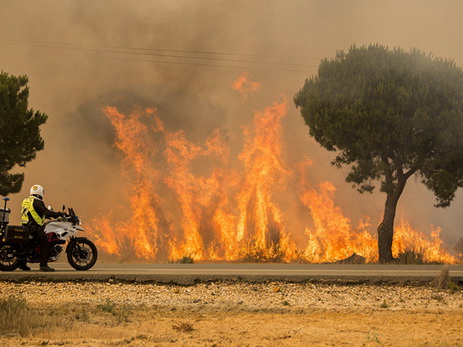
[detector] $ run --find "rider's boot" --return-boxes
[39,236,54,271]
[19,261,31,271]
[40,265,55,272]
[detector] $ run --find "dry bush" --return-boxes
[379,300,389,309]
[98,298,116,313]
[112,304,133,323]
[75,306,90,322]
[98,299,133,323]
[432,264,460,292]
[172,321,194,333]
[448,280,460,293]
[434,264,450,290]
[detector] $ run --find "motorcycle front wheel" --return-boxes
[67,239,98,271]
[0,244,21,271]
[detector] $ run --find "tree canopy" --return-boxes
[0,71,47,196]
[294,44,463,262]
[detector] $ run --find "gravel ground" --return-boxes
[0,281,462,346]
[1,281,462,312]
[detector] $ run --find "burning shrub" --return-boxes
[335,253,367,264]
[239,244,287,263]
[175,255,195,264]
[454,238,463,261]
[396,250,424,265]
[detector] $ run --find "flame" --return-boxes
[234,98,296,261]
[87,107,165,260]
[85,75,459,264]
[155,121,239,261]
[155,97,295,262]
[393,221,457,263]
[232,72,262,98]
[299,179,378,263]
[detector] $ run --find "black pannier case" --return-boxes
[3,225,30,244]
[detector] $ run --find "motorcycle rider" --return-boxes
[20,184,64,272]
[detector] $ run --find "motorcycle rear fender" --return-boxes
[65,237,89,253]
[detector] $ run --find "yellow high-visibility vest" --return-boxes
[21,196,45,226]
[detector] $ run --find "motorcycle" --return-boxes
[0,197,98,271]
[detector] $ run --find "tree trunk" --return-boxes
[377,175,408,263]
[377,193,397,263]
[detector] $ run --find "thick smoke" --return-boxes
[0,1,462,249]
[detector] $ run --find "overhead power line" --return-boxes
[0,39,320,73]
[0,39,321,61]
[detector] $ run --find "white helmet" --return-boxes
[30,184,44,199]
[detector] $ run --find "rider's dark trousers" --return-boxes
[36,228,49,267]
[23,223,50,267]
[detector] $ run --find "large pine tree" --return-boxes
[294,45,463,262]
[0,72,47,195]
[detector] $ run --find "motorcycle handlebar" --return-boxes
[57,212,80,224]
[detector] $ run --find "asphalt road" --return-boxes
[1,263,462,285]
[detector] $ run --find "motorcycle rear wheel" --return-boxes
[0,244,21,271]
[67,239,98,271]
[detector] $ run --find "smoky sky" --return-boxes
[1,0,463,246]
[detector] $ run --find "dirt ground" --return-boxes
[0,281,462,346]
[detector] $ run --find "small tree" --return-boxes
[0,72,47,195]
[294,45,463,263]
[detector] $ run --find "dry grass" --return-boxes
[0,282,462,346]
[1,301,463,346]
[0,296,33,337]
[0,296,69,337]
[0,296,136,340]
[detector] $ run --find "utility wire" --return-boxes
[0,39,320,72]
[0,39,321,61]
[0,46,316,73]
